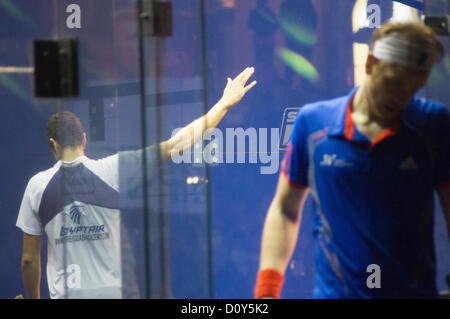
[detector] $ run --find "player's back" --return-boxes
[25,155,122,298]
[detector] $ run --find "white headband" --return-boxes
[372,33,440,71]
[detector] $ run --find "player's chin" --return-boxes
[384,104,404,118]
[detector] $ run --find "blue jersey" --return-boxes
[282,87,450,298]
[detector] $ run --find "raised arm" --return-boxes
[21,233,42,299]
[255,173,309,298]
[159,67,257,162]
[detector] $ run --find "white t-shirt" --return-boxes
[16,147,158,299]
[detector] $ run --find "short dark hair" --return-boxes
[46,111,84,148]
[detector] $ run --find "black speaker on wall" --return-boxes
[33,38,79,98]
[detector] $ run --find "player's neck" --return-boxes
[351,86,397,142]
[353,85,392,128]
[59,147,85,162]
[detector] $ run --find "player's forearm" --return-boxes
[168,98,230,155]
[204,98,232,131]
[161,67,256,162]
[259,200,302,273]
[21,258,41,299]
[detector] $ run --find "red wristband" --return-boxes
[254,269,284,299]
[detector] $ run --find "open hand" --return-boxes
[221,67,257,109]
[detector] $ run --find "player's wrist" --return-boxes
[254,268,284,299]
[215,97,233,111]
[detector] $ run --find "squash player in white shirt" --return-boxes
[17,67,257,299]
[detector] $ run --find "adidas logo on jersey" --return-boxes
[399,156,418,170]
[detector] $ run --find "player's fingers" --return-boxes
[240,67,255,85]
[235,67,250,82]
[244,80,257,93]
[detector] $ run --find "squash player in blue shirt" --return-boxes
[255,22,450,299]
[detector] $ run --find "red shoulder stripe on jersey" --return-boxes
[281,169,307,189]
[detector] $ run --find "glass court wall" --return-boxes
[1,0,449,298]
[424,0,450,298]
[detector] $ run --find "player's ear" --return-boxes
[49,138,60,159]
[82,132,87,149]
[49,138,57,153]
[366,53,377,75]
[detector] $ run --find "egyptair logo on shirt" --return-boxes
[279,107,300,151]
[68,205,85,225]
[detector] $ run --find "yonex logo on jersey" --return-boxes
[319,154,355,168]
[279,108,300,151]
[320,154,337,166]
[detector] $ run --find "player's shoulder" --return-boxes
[26,162,61,194]
[304,93,347,109]
[80,154,119,189]
[28,163,61,186]
[82,153,118,171]
[403,97,448,131]
[410,96,446,113]
[296,93,350,130]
